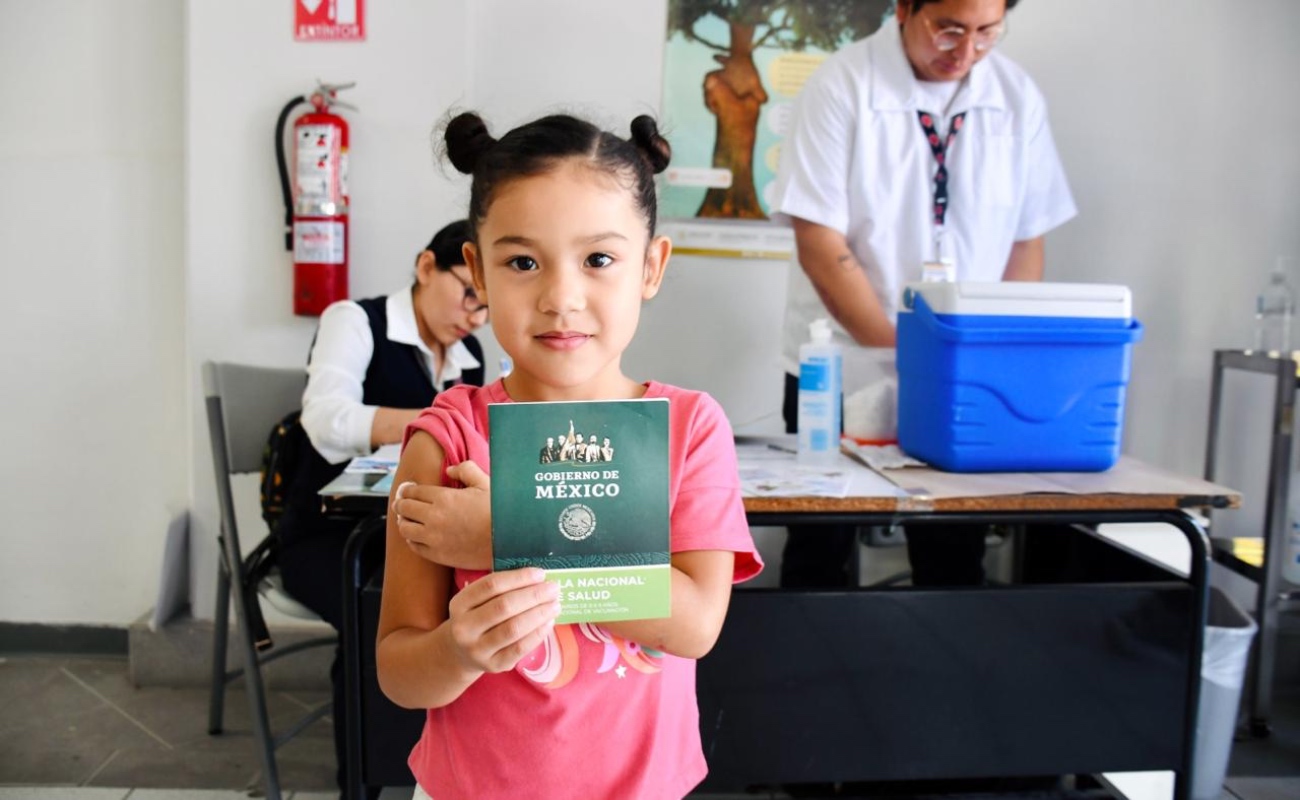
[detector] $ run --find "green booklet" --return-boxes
[489,398,671,625]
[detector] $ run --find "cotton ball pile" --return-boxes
[843,377,898,443]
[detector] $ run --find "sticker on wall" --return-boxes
[295,0,365,42]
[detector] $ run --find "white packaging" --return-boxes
[797,319,843,465]
[903,281,1132,319]
[842,346,897,442]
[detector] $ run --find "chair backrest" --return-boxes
[203,362,319,633]
[203,362,307,476]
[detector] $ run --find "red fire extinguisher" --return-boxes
[276,81,357,316]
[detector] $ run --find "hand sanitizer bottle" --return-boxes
[797,318,842,465]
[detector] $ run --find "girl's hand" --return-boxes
[391,460,492,571]
[446,568,561,675]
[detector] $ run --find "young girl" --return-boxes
[376,111,763,799]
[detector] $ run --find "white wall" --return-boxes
[464,0,789,430]
[2,1,1298,626]
[1004,0,1300,477]
[0,1,186,624]
[184,0,472,619]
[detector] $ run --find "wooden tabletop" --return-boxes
[324,455,1239,518]
[743,456,1240,515]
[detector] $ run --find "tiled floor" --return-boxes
[0,655,338,797]
[1,654,1297,800]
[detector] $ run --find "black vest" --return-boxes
[279,295,485,544]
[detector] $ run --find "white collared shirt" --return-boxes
[301,286,481,464]
[771,17,1077,372]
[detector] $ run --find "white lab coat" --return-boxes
[770,17,1077,373]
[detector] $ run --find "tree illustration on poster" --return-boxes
[664,1,891,220]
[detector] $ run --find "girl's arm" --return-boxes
[601,550,736,660]
[376,430,562,709]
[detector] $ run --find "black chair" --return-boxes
[203,360,336,800]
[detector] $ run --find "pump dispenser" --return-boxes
[797,318,843,464]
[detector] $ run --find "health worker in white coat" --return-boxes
[770,0,1076,589]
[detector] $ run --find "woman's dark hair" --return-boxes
[421,218,471,271]
[442,112,671,242]
[904,0,1019,11]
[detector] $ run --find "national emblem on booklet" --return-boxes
[488,398,671,625]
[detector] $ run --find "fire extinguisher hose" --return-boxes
[275,95,309,252]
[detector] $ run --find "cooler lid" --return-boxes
[904,281,1132,319]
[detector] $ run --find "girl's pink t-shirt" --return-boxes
[402,379,762,799]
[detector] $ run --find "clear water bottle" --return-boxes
[1253,258,1296,355]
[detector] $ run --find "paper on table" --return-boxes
[840,440,924,471]
[344,442,402,473]
[735,440,855,498]
[874,456,1241,502]
[318,470,388,497]
[740,467,854,498]
[370,472,395,494]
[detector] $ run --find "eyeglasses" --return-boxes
[449,270,488,315]
[923,15,1007,53]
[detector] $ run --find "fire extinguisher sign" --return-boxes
[295,0,365,42]
[294,221,346,264]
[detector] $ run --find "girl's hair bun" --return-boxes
[629,115,671,175]
[444,112,497,175]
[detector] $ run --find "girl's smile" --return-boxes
[536,330,593,350]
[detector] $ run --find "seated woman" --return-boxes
[275,219,488,795]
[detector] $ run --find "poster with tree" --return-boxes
[660,1,891,256]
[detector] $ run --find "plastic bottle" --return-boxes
[1253,259,1295,355]
[797,318,843,465]
[921,230,956,283]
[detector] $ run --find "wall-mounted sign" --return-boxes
[659,1,890,260]
[295,0,365,42]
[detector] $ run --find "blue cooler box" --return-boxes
[896,282,1143,472]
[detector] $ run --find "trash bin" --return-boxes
[1192,587,1258,800]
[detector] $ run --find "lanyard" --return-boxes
[917,110,967,229]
